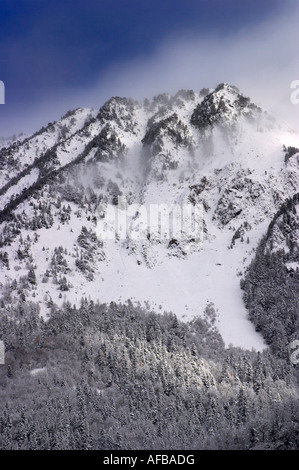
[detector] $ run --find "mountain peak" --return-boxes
[0,83,298,350]
[191,83,262,132]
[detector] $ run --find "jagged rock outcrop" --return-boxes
[0,83,298,349]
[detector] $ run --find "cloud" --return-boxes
[88,3,298,130]
[3,1,299,136]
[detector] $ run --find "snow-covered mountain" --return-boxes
[1,83,299,350]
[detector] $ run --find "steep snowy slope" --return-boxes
[1,83,298,350]
[241,189,299,357]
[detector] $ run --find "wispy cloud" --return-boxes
[4,2,299,136]
[88,3,298,130]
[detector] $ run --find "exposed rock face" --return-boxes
[0,83,298,348]
[191,83,262,132]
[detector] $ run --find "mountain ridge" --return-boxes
[0,83,299,350]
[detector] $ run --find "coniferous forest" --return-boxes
[0,89,298,451]
[0,291,298,450]
[1,0,299,454]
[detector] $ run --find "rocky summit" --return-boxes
[0,83,299,349]
[1,83,299,451]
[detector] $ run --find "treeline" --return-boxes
[0,299,298,450]
[242,194,299,359]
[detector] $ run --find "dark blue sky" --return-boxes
[0,0,296,137]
